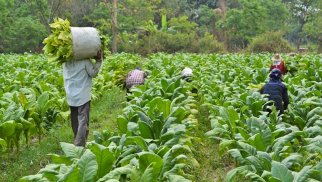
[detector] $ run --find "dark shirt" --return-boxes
[260,80,289,114]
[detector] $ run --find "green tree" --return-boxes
[0,0,47,53]
[218,0,288,51]
[285,0,321,49]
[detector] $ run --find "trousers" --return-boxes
[70,101,90,147]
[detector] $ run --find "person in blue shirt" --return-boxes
[62,50,103,147]
[260,69,289,115]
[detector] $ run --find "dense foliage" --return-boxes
[10,53,321,181]
[0,0,321,54]
[0,53,140,154]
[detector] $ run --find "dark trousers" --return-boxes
[70,101,90,147]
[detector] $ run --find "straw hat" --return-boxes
[272,53,282,61]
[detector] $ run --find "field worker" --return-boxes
[260,69,289,115]
[181,67,193,82]
[63,50,103,147]
[270,53,287,75]
[125,67,147,92]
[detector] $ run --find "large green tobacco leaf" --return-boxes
[116,116,128,135]
[0,120,15,138]
[219,107,239,133]
[36,92,50,115]
[247,117,272,151]
[124,136,149,151]
[140,163,155,182]
[228,149,246,165]
[138,120,154,139]
[0,138,6,152]
[48,154,73,165]
[43,18,72,63]
[219,140,236,155]
[60,142,84,159]
[293,165,314,182]
[97,166,134,181]
[137,152,164,181]
[57,163,80,182]
[78,149,98,182]
[19,174,49,182]
[138,152,163,176]
[168,174,191,182]
[281,153,303,169]
[225,165,264,182]
[161,145,191,176]
[146,97,171,120]
[37,164,61,181]
[89,143,115,179]
[160,124,186,147]
[271,161,294,182]
[272,131,304,154]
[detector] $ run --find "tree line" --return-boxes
[0,0,321,55]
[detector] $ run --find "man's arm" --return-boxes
[85,50,103,77]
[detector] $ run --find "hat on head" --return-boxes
[272,54,282,61]
[269,68,282,80]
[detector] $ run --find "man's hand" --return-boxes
[95,50,103,62]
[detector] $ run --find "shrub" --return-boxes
[190,32,225,53]
[247,31,294,53]
[1,16,47,53]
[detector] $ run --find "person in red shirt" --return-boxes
[270,54,287,75]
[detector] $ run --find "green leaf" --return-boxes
[0,138,6,152]
[60,142,84,159]
[168,174,191,182]
[77,149,98,182]
[19,174,48,182]
[219,140,236,155]
[57,163,80,182]
[48,154,73,165]
[237,141,257,156]
[90,143,115,178]
[116,116,128,134]
[138,121,154,139]
[0,120,16,138]
[271,161,294,182]
[293,166,313,182]
[225,165,252,182]
[228,149,246,164]
[138,152,163,177]
[124,136,148,151]
[37,92,49,114]
[146,97,171,120]
[97,166,134,181]
[140,163,155,182]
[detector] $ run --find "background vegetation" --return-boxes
[0,0,321,54]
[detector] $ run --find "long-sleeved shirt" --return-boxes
[260,80,289,114]
[63,59,102,107]
[270,60,287,75]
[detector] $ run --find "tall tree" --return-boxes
[285,0,321,49]
[217,0,288,50]
[111,0,118,53]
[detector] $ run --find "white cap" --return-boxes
[181,67,193,77]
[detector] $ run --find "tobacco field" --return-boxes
[0,53,321,182]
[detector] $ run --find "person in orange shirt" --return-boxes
[270,54,287,75]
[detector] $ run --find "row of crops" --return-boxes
[1,53,321,181]
[0,54,140,154]
[194,54,322,181]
